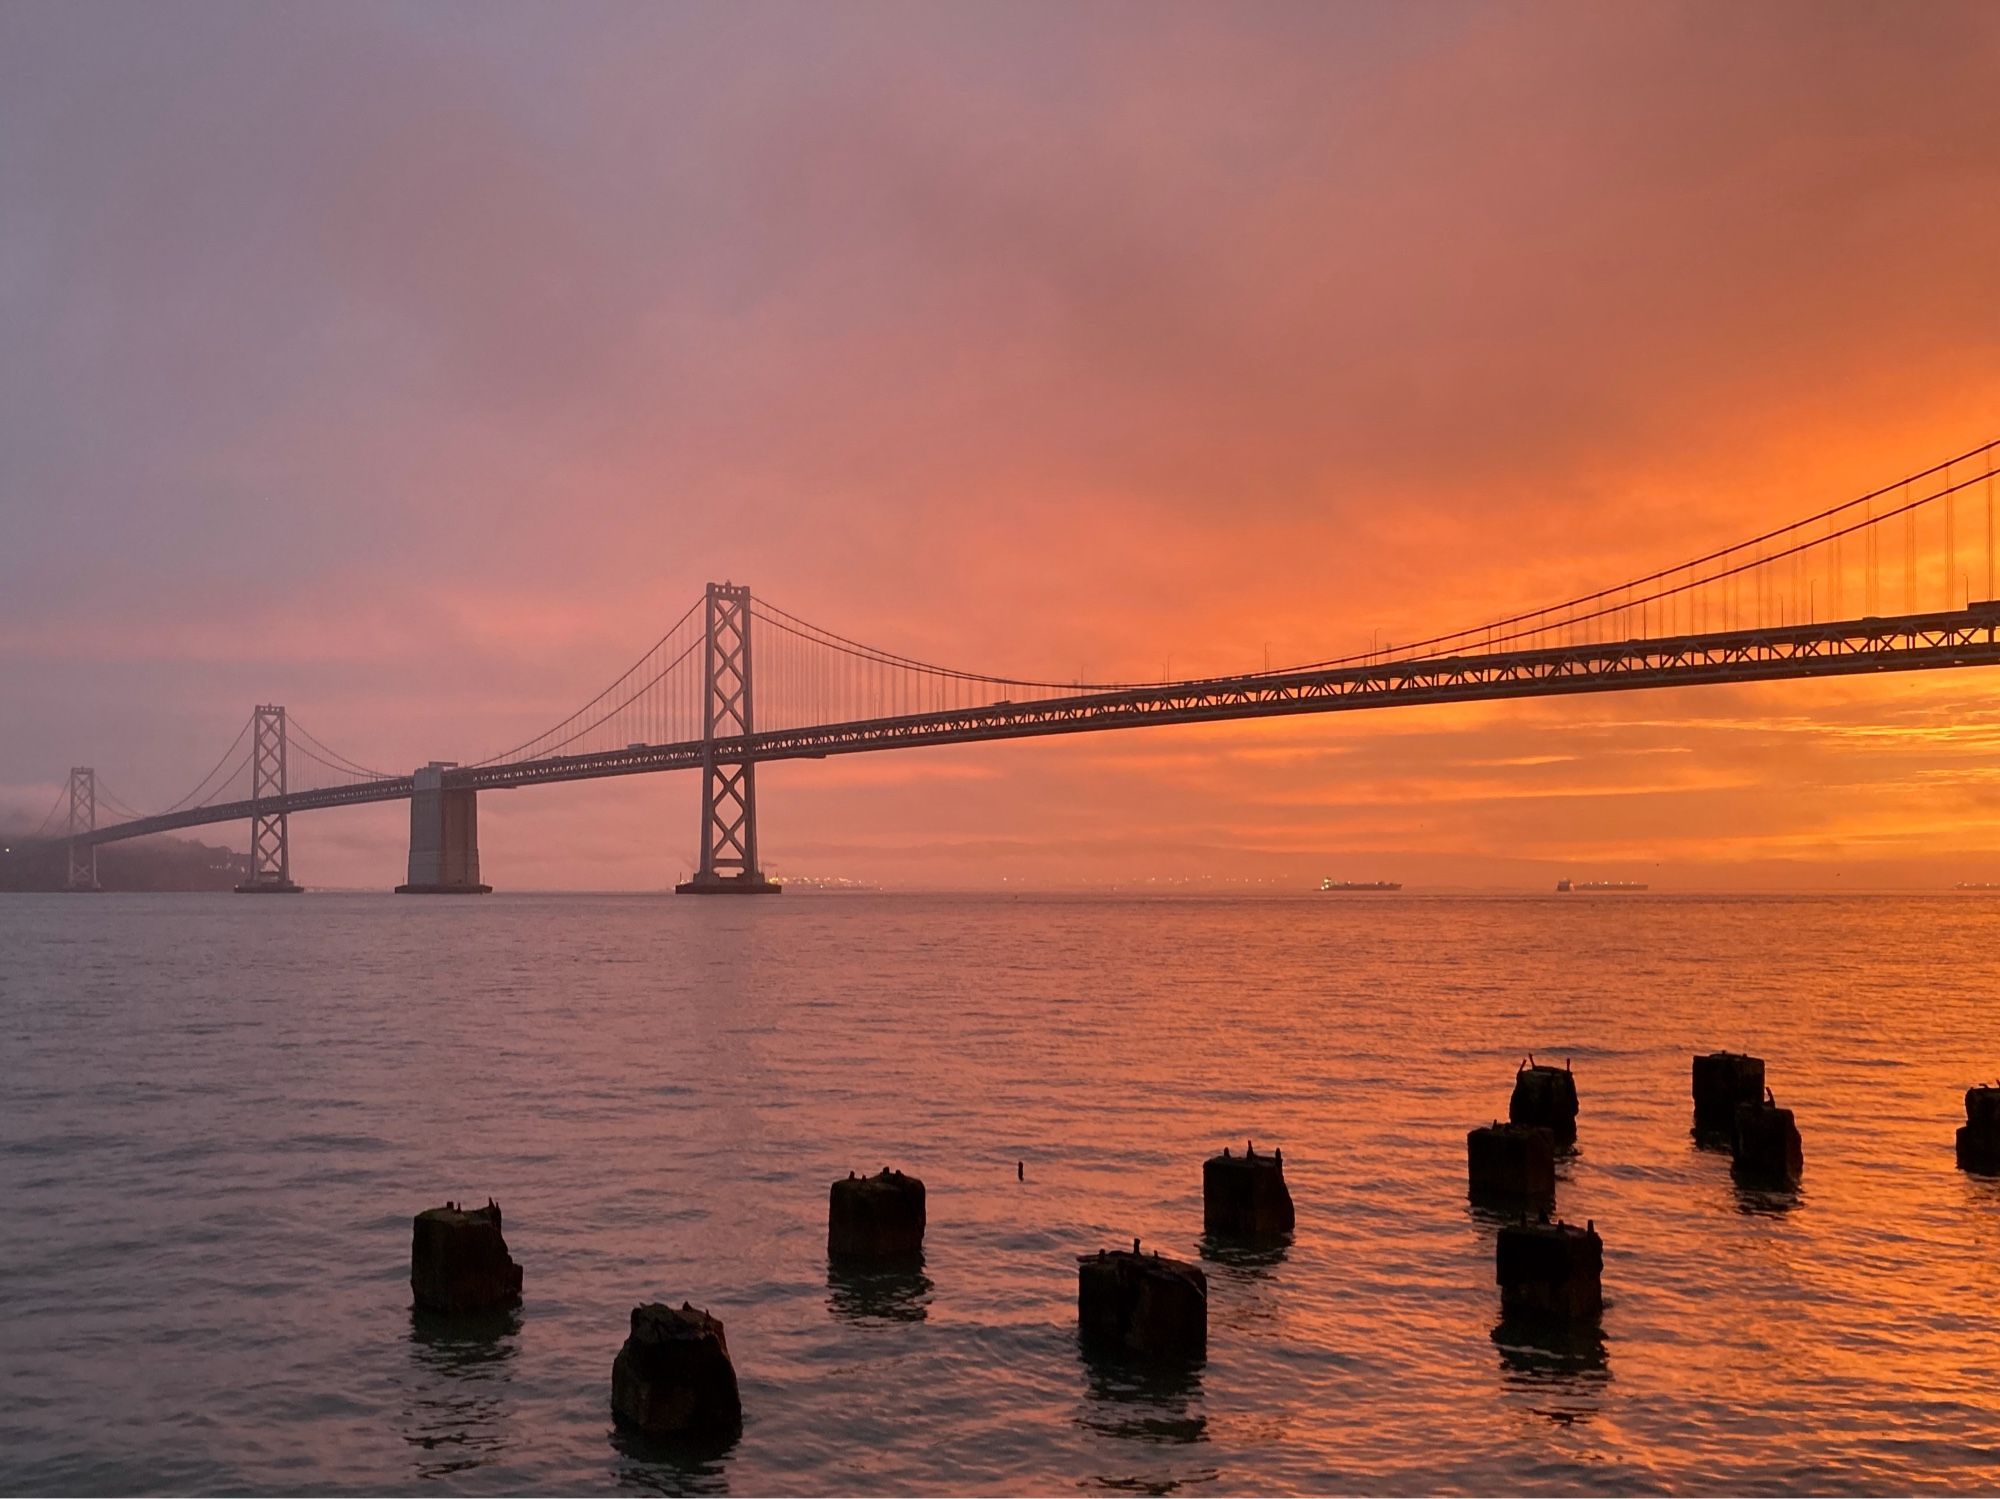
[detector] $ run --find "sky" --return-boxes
[4,0,2000,890]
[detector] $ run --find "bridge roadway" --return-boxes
[65,603,2000,848]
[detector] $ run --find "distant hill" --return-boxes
[0,832,252,892]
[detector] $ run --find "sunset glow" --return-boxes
[15,9,2000,1497]
[4,1,1998,889]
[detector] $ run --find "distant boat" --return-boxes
[1321,878,1402,892]
[1954,882,2000,891]
[1557,879,1648,892]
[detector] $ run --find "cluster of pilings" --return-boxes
[1462,1049,1823,1334]
[1463,1058,1601,1327]
[407,1146,1296,1443]
[1691,1051,1804,1186]
[406,1066,1999,1447]
[1071,1141,1295,1363]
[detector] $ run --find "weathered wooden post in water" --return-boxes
[1693,1051,1765,1137]
[1509,1058,1579,1146]
[828,1167,927,1260]
[1956,1084,2000,1173]
[1077,1242,1207,1360]
[1467,1122,1555,1210]
[1203,1143,1295,1237]
[611,1302,743,1440]
[1732,1090,1804,1187]
[410,1200,523,1313]
[1496,1218,1603,1322]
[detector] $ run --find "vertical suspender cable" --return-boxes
[1905,482,1917,613]
[1946,464,1956,609]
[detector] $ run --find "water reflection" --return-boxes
[1491,1317,1610,1425]
[1076,1341,1214,1494]
[825,1256,932,1324]
[1689,1126,1735,1154]
[1196,1233,1291,1274]
[1086,1473,1222,1497]
[1685,1127,1801,1213]
[1198,1234,1290,1339]
[401,1306,519,1480]
[1959,1168,2000,1202]
[1732,1180,1802,1217]
[1465,1200,1544,1230]
[609,1422,736,1495]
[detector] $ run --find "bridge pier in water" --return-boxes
[396,764,491,894]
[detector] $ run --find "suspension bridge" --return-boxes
[18,438,2000,893]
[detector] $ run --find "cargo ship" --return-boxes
[1555,879,1649,892]
[1320,878,1402,892]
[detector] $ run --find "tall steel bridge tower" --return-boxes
[64,767,98,892]
[235,705,302,893]
[676,582,779,894]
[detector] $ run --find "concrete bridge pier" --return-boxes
[396,764,491,894]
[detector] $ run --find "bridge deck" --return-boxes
[61,605,2000,847]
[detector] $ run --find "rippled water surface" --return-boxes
[5,891,2000,1494]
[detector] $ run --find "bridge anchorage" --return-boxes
[676,581,779,895]
[235,705,302,893]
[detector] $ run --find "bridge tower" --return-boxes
[677,582,780,894]
[234,704,303,893]
[65,766,100,892]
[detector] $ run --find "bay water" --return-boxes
[3,891,1998,1494]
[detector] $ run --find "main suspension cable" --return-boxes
[28,784,68,839]
[288,718,390,780]
[520,634,704,760]
[1281,437,2000,671]
[469,596,704,766]
[762,439,2000,692]
[152,715,255,816]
